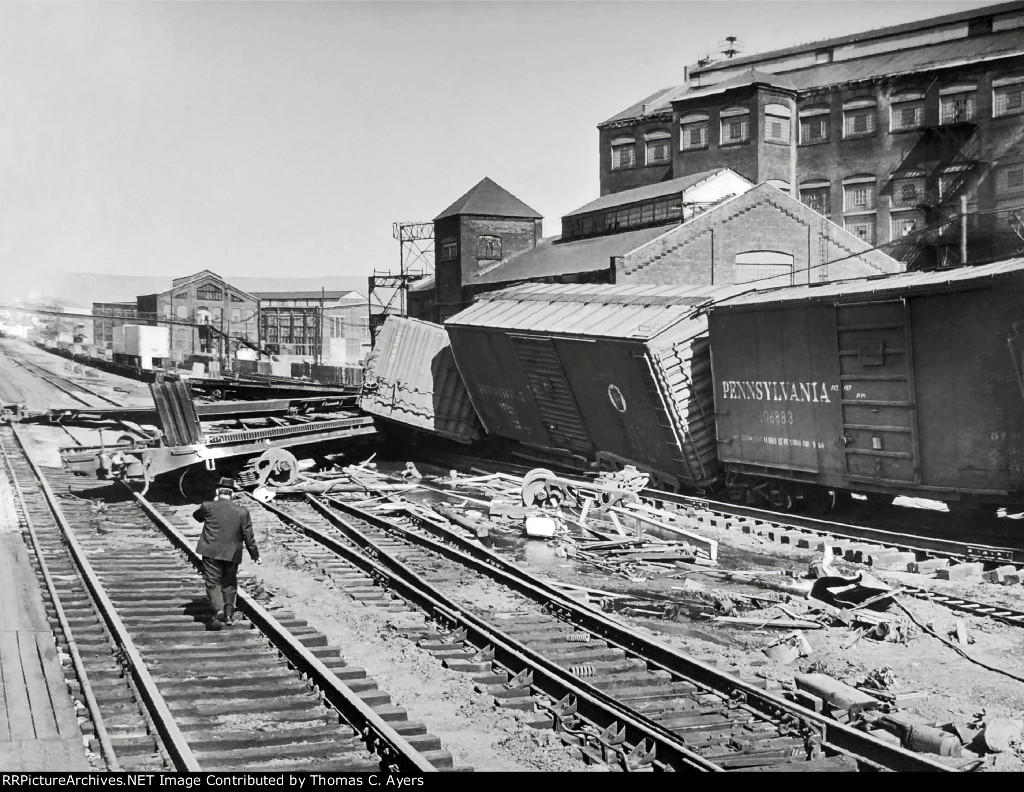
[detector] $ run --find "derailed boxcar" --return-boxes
[360,315,482,444]
[708,258,1024,511]
[444,283,744,491]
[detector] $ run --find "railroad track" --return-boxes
[241,490,954,772]
[0,424,451,773]
[3,349,124,408]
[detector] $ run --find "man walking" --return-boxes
[193,478,261,629]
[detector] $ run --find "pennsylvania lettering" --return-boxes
[721,380,832,404]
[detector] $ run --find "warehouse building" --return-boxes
[599,0,1024,267]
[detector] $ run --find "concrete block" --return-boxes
[779,532,804,545]
[867,551,916,569]
[843,544,873,562]
[982,565,1022,585]
[816,541,844,555]
[908,557,948,574]
[935,562,985,580]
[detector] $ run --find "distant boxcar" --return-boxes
[707,257,1024,511]
[360,315,482,444]
[445,283,745,491]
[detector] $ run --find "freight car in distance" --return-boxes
[707,257,1024,515]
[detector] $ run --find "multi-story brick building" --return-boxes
[599,0,1024,268]
[136,270,259,366]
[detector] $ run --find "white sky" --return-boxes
[0,0,997,295]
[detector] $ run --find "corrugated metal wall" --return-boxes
[360,316,481,443]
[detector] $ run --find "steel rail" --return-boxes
[130,492,438,775]
[251,493,721,772]
[0,428,121,771]
[8,355,123,407]
[321,494,954,773]
[10,425,200,770]
[639,488,1024,565]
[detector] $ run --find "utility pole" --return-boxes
[960,194,969,265]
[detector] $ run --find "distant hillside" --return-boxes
[31,272,372,308]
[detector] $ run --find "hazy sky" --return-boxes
[0,0,997,293]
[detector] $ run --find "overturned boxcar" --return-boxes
[444,283,745,491]
[707,257,1024,511]
[360,315,482,444]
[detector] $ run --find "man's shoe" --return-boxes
[215,609,226,622]
[209,619,223,631]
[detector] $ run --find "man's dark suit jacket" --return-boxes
[193,498,260,564]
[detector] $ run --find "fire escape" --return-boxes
[886,110,1024,270]
[884,117,981,270]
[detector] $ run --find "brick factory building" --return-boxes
[91,301,138,354]
[599,0,1024,268]
[136,270,259,367]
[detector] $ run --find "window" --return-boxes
[230,309,241,322]
[611,136,636,170]
[798,105,830,144]
[843,98,877,138]
[174,291,189,300]
[196,284,223,301]
[476,235,501,260]
[843,177,876,212]
[175,305,188,319]
[440,238,457,260]
[845,216,877,244]
[996,163,1024,195]
[163,305,171,319]
[891,174,925,208]
[679,113,708,151]
[763,104,791,144]
[231,294,245,303]
[890,92,924,132]
[644,130,671,165]
[719,106,750,144]
[734,251,794,288]
[799,181,831,215]
[993,74,1024,117]
[892,215,920,238]
[939,84,977,124]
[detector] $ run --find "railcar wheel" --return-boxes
[178,464,221,501]
[254,448,300,487]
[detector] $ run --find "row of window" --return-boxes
[798,163,1024,217]
[163,305,255,322]
[611,75,1024,167]
[566,196,685,239]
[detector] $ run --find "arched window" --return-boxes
[993,73,1024,117]
[230,309,241,323]
[196,284,223,302]
[798,104,830,144]
[679,113,709,151]
[175,305,189,320]
[939,83,977,124]
[843,98,877,138]
[644,130,671,165]
[764,103,791,144]
[890,91,924,132]
[890,169,925,208]
[720,106,750,145]
[610,136,636,170]
[734,251,794,288]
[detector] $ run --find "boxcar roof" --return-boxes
[445,282,746,340]
[709,257,1024,310]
